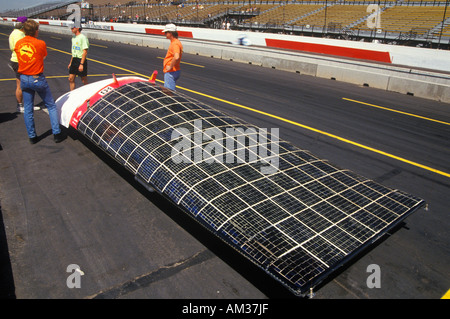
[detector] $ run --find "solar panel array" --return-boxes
[76,80,425,295]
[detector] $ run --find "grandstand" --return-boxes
[0,1,78,18]
[2,1,449,48]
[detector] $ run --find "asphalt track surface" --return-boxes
[0,24,449,302]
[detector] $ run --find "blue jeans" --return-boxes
[20,74,61,138]
[164,70,180,91]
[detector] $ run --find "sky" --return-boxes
[0,0,59,13]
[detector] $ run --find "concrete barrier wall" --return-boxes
[3,17,450,71]
[86,20,450,73]
[2,19,449,103]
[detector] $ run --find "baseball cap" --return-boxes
[162,23,176,33]
[16,16,28,23]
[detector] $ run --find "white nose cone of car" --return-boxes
[56,75,144,128]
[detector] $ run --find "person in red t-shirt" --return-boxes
[162,24,183,91]
[15,20,63,144]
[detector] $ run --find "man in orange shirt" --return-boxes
[15,20,63,144]
[162,24,183,91]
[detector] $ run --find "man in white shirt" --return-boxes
[68,22,89,91]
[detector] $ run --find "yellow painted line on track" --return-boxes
[0,77,19,82]
[180,61,205,68]
[17,46,450,179]
[48,47,150,76]
[48,47,79,55]
[178,85,450,178]
[157,56,205,68]
[343,97,450,126]
[442,289,450,299]
[90,43,108,48]
[0,74,134,82]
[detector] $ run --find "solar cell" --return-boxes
[69,78,425,296]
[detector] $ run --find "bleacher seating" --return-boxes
[353,5,450,35]
[10,1,450,47]
[1,0,77,17]
[292,4,376,28]
[245,4,323,26]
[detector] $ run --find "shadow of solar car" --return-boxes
[56,74,425,297]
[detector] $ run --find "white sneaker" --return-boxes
[33,106,41,111]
